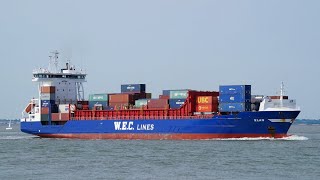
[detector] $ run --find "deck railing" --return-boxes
[71,115,214,121]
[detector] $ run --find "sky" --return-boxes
[0,0,319,119]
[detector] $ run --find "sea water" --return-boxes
[0,124,319,180]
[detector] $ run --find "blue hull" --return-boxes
[21,111,300,139]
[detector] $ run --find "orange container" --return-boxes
[197,96,213,104]
[41,86,56,93]
[197,96,218,104]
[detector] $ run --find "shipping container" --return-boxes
[109,103,132,110]
[41,86,56,93]
[88,101,108,110]
[58,104,76,113]
[51,113,60,121]
[159,95,170,100]
[121,84,146,93]
[135,99,149,107]
[163,89,189,96]
[147,99,169,109]
[170,90,189,99]
[169,99,186,109]
[41,107,49,114]
[196,96,218,104]
[219,103,251,112]
[40,93,56,101]
[196,104,218,112]
[41,100,55,107]
[51,113,69,121]
[41,114,49,121]
[60,113,69,121]
[89,94,108,101]
[219,85,251,95]
[134,92,148,99]
[108,93,137,103]
[219,94,251,103]
[145,93,152,99]
[162,90,171,96]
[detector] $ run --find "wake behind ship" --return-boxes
[21,51,300,139]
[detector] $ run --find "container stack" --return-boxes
[167,90,188,109]
[40,86,58,121]
[196,96,219,112]
[88,94,109,110]
[219,85,251,112]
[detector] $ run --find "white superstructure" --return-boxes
[21,51,86,122]
[259,82,300,111]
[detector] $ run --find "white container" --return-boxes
[59,104,70,113]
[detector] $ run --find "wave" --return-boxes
[0,135,36,140]
[212,135,308,141]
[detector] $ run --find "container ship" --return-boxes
[20,51,300,139]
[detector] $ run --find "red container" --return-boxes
[41,86,56,93]
[51,113,60,121]
[159,95,170,100]
[109,94,136,103]
[109,102,132,108]
[147,99,169,109]
[60,113,69,121]
[41,107,49,114]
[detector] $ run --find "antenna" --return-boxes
[48,55,53,72]
[280,82,285,107]
[50,50,59,73]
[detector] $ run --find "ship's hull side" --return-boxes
[21,111,300,139]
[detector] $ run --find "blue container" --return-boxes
[219,85,251,95]
[162,90,171,96]
[89,101,108,110]
[219,94,251,103]
[219,103,251,112]
[169,99,186,109]
[41,100,55,107]
[121,84,146,93]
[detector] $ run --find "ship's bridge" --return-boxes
[32,50,87,103]
[32,72,86,82]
